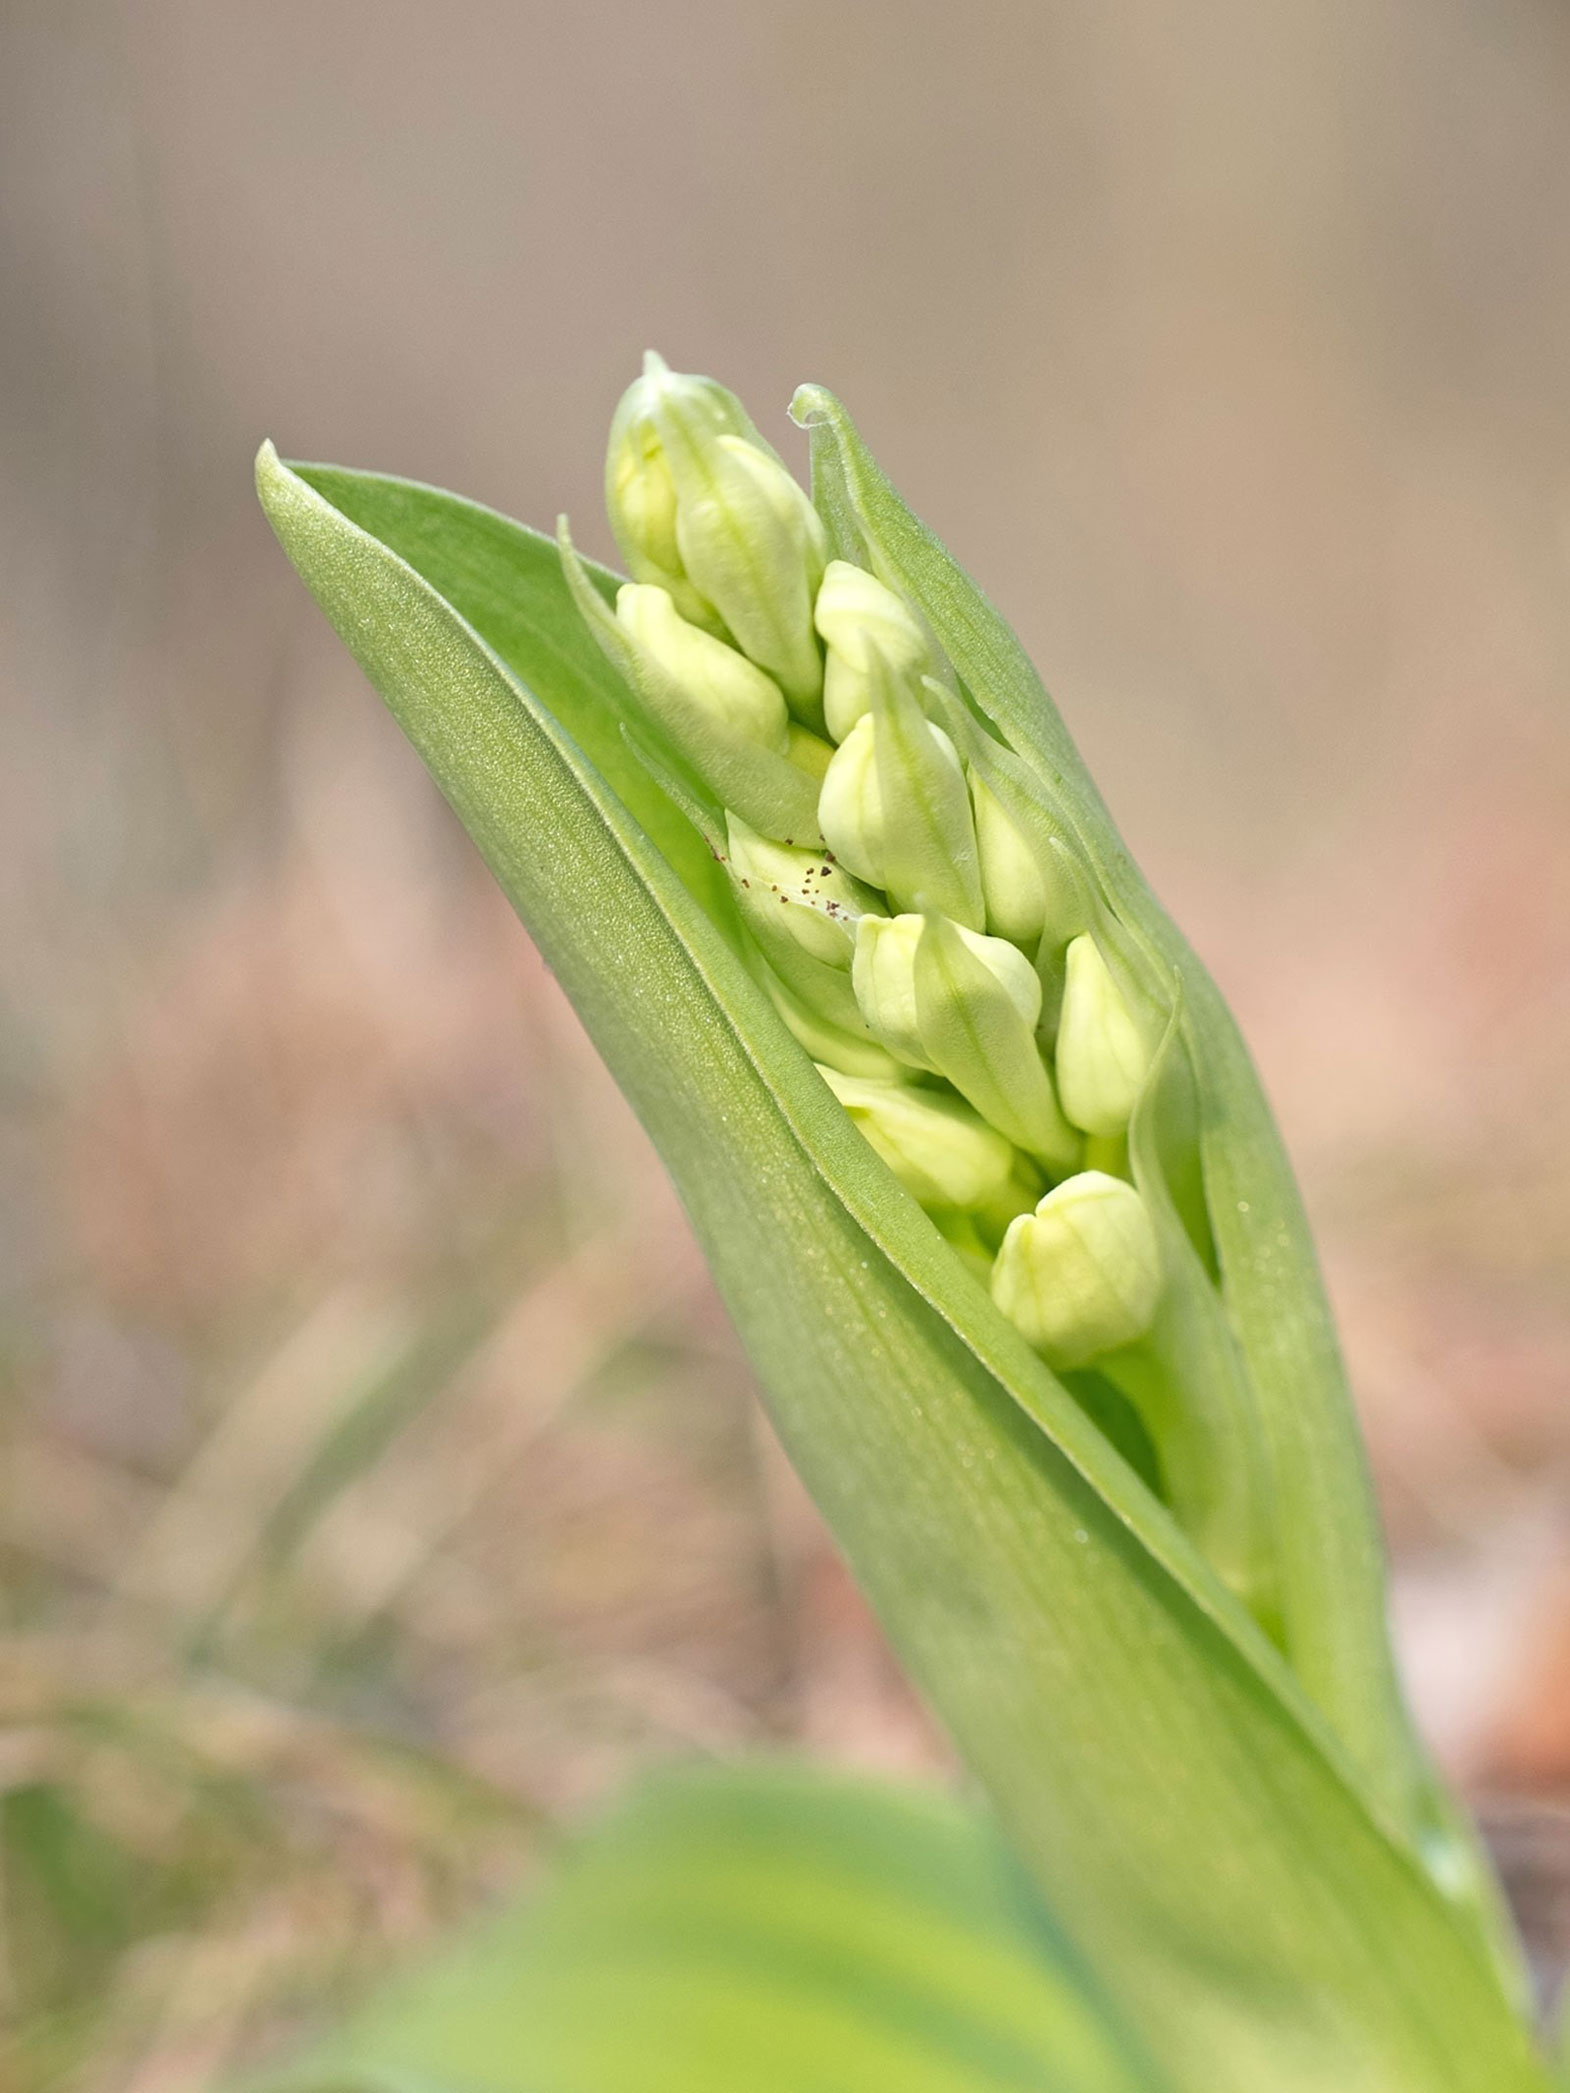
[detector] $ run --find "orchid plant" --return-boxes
[253,359,1558,2093]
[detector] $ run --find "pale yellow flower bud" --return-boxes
[990,1171,1163,1370]
[608,355,829,719]
[851,913,1039,1071]
[817,714,887,885]
[818,707,982,930]
[849,911,930,1066]
[726,815,871,969]
[817,1067,1027,1215]
[604,355,749,634]
[560,521,822,847]
[972,771,1049,947]
[813,560,928,743]
[673,433,828,719]
[1054,935,1155,1137]
[616,585,789,753]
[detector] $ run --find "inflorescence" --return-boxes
[561,355,1168,1386]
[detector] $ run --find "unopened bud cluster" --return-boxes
[565,355,1165,1376]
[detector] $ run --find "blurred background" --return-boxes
[3,0,1570,2083]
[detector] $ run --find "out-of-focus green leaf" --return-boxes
[256,443,1549,2092]
[1,1783,143,2005]
[254,1762,1159,2093]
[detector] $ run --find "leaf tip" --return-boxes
[254,437,283,493]
[789,384,836,431]
[254,439,308,531]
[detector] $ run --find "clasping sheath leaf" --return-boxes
[255,431,1545,2093]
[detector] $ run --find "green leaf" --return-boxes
[253,1762,1158,2093]
[256,442,1548,2092]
